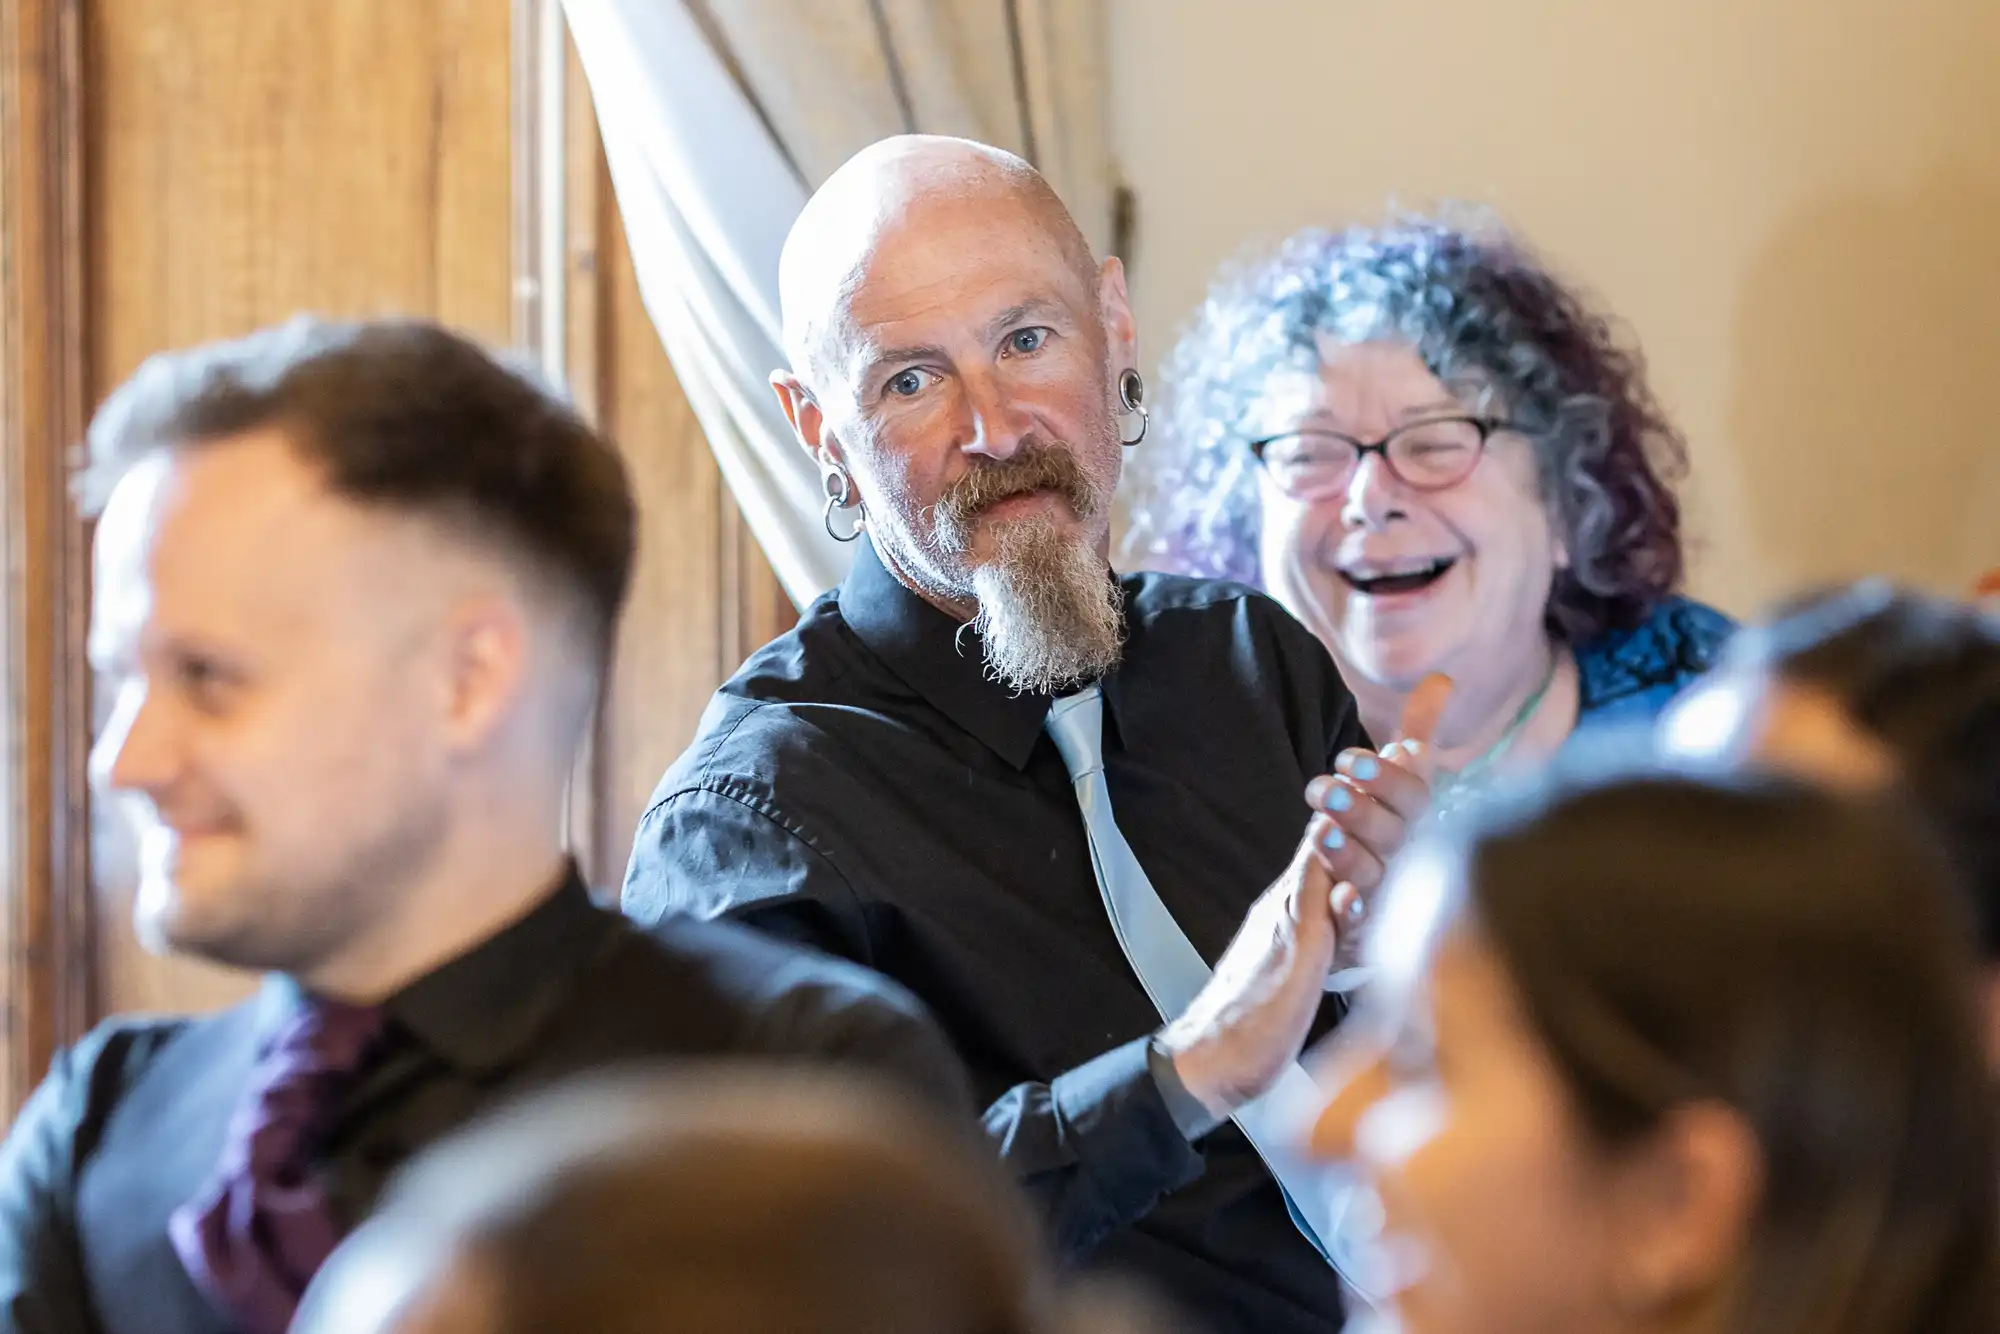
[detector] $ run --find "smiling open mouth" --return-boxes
[1340,557,1458,596]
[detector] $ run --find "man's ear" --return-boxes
[1097,255,1138,373]
[438,593,531,757]
[771,370,841,466]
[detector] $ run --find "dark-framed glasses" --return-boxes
[1249,415,1516,499]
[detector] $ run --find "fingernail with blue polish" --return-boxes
[1350,755,1380,781]
[1323,785,1353,812]
[1322,826,1346,850]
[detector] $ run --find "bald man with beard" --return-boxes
[624,137,1438,1333]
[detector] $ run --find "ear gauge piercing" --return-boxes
[822,465,863,542]
[1118,369,1149,447]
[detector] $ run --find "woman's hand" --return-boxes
[1304,673,1451,899]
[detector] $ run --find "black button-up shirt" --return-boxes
[0,866,966,1334]
[624,539,1368,1333]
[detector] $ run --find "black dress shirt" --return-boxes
[624,539,1368,1334]
[0,865,966,1334]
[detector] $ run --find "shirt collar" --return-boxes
[836,536,1057,771]
[263,861,615,1073]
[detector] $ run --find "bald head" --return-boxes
[777,136,1098,385]
[764,135,1137,689]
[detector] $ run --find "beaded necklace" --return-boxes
[1427,654,1561,817]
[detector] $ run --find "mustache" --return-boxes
[931,442,1098,533]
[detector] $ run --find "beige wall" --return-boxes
[1108,0,2000,615]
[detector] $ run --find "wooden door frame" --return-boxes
[0,0,94,1118]
[0,2,804,1113]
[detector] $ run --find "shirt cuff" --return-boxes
[1045,1036,1207,1242]
[1147,1034,1226,1141]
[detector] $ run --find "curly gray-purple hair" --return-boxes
[1121,213,1688,643]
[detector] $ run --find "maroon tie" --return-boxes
[170,997,388,1334]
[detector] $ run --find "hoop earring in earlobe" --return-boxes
[822,466,863,543]
[1118,368,1149,447]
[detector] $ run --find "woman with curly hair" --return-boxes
[1126,214,1732,812]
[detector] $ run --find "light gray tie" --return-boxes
[1047,685,1380,1299]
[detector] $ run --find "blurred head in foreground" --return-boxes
[1660,580,2000,1064]
[295,1065,1185,1334]
[1308,765,1996,1334]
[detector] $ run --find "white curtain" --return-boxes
[562,0,1114,605]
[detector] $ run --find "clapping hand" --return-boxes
[1305,674,1451,942]
[1157,675,1452,1118]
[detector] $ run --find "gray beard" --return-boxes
[964,516,1125,696]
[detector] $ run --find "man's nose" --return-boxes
[92,680,180,799]
[958,367,1035,461]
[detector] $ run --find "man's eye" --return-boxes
[177,657,236,712]
[887,369,929,397]
[1008,327,1048,354]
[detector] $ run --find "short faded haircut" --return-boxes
[78,316,636,669]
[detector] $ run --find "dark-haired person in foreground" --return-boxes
[1310,767,1996,1334]
[0,319,965,1334]
[294,1067,1193,1334]
[1659,579,2000,1065]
